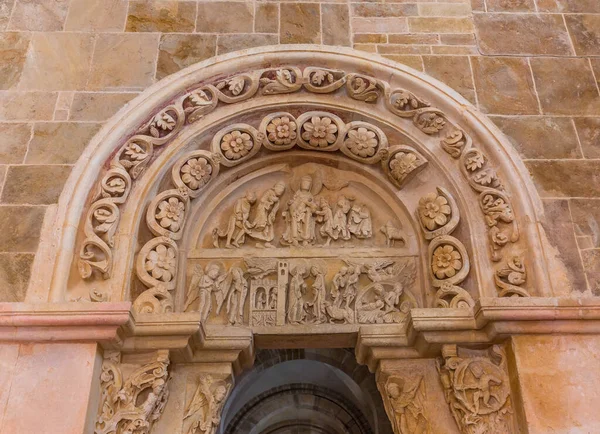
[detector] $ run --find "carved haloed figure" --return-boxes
[282,175,318,246]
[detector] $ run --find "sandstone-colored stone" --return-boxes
[0,253,33,301]
[353,43,377,53]
[474,13,573,55]
[565,14,600,56]
[1,165,71,204]
[423,56,475,104]
[352,17,408,34]
[126,1,196,33]
[8,0,68,31]
[157,34,216,80]
[471,57,539,115]
[380,55,423,71]
[217,34,278,55]
[491,116,581,159]
[70,92,137,122]
[378,44,431,55]
[25,122,102,164]
[0,123,30,164]
[0,206,45,251]
[88,33,160,90]
[280,3,321,44]
[197,1,253,33]
[0,32,30,90]
[352,3,417,17]
[323,4,351,46]
[431,45,477,55]
[471,0,485,11]
[65,0,128,31]
[526,160,600,198]
[485,0,535,11]
[530,58,600,116]
[0,91,57,121]
[408,17,474,33]
[439,33,475,45]
[0,0,14,30]
[18,33,95,91]
[540,200,588,294]
[570,199,600,248]
[574,118,600,159]
[537,0,600,13]
[388,33,438,44]
[354,34,387,44]
[417,3,471,16]
[255,3,278,34]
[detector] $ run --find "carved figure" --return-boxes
[380,221,406,247]
[348,203,373,238]
[287,266,308,323]
[306,266,327,323]
[385,376,431,434]
[184,264,227,320]
[212,191,256,248]
[316,197,336,246]
[246,181,286,247]
[183,375,231,434]
[225,267,248,325]
[255,290,267,310]
[342,265,361,309]
[332,196,352,241]
[282,175,318,246]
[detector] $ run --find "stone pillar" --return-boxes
[509,335,600,434]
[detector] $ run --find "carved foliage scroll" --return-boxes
[95,351,170,434]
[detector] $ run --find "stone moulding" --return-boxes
[30,46,557,312]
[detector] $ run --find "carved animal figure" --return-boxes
[380,221,407,247]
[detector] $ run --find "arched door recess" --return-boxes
[25,46,575,434]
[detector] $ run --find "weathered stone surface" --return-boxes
[378,44,430,55]
[0,123,30,164]
[0,0,14,30]
[70,92,136,122]
[0,206,45,251]
[471,57,539,115]
[530,58,600,116]
[197,1,253,33]
[352,18,408,34]
[65,0,128,31]
[537,0,600,13]
[255,3,278,34]
[388,34,438,44]
[540,200,587,294]
[582,250,600,294]
[352,3,417,17]
[323,4,351,46]
[354,34,387,44]
[574,118,600,158]
[0,32,30,90]
[439,33,475,45]
[8,0,68,31]
[564,15,600,56]
[418,3,471,16]
[217,34,278,55]
[474,14,573,55]
[18,33,95,91]
[0,92,57,121]
[0,253,33,301]
[281,3,321,44]
[431,45,478,55]
[88,34,160,90]
[409,17,474,33]
[1,165,71,204]
[25,123,101,164]
[491,116,581,159]
[485,0,535,11]
[126,1,196,33]
[423,56,475,104]
[379,55,423,71]
[157,34,216,80]
[570,199,600,248]
[526,161,600,198]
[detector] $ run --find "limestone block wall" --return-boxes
[0,0,599,301]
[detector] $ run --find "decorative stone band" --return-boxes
[78,65,449,283]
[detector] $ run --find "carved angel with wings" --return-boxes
[184,375,231,434]
[385,376,431,434]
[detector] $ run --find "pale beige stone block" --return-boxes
[351,17,408,34]
[280,3,321,44]
[70,92,137,122]
[196,1,254,33]
[87,33,160,90]
[0,123,30,164]
[417,3,472,16]
[0,343,19,427]
[1,165,72,204]
[0,253,33,301]
[0,206,45,252]
[126,0,196,33]
[25,122,102,164]
[65,0,128,32]
[157,34,216,80]
[0,32,30,90]
[409,17,474,33]
[217,34,278,55]
[0,0,14,30]
[8,0,68,31]
[18,33,95,91]
[0,91,57,121]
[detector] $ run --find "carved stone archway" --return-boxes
[16,46,599,434]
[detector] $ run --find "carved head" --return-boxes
[206,264,221,279]
[310,266,321,276]
[273,181,286,196]
[339,266,348,275]
[214,385,228,403]
[386,381,403,399]
[300,175,313,191]
[245,191,257,203]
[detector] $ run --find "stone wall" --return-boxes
[0,0,599,300]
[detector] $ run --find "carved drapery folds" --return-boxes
[95,351,170,434]
[381,375,432,434]
[437,345,515,434]
[183,375,232,434]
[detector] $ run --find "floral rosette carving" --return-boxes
[303,67,346,93]
[182,87,218,124]
[136,237,178,290]
[259,112,298,151]
[417,187,460,239]
[383,146,428,189]
[296,111,345,151]
[172,151,220,199]
[341,122,388,164]
[146,189,190,240]
[259,67,302,95]
[429,235,470,287]
[212,124,262,167]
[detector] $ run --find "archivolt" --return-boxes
[29,46,557,309]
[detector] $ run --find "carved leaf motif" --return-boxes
[311,70,333,85]
[472,168,501,188]
[441,129,467,158]
[465,151,485,171]
[189,90,211,107]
